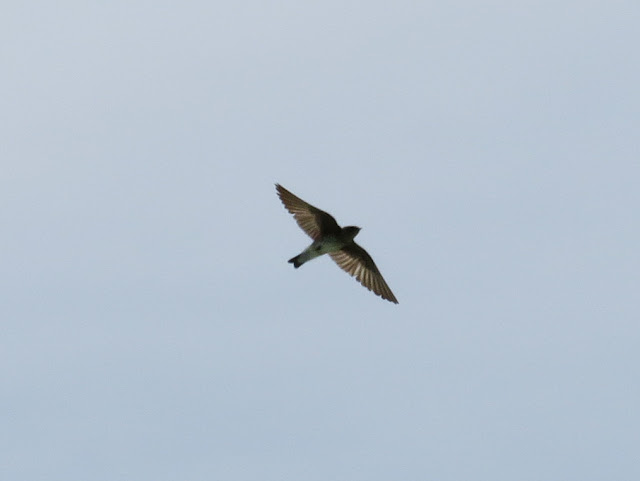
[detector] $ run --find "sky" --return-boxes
[2,1,639,480]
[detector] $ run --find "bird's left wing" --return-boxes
[329,243,398,304]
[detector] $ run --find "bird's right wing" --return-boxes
[276,184,341,240]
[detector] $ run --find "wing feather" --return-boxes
[276,184,341,239]
[329,243,398,304]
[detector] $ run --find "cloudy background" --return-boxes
[2,1,639,480]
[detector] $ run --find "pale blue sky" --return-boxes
[2,1,639,480]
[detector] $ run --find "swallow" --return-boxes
[276,183,398,304]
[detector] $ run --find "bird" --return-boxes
[276,183,398,304]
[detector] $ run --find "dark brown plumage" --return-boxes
[276,184,398,304]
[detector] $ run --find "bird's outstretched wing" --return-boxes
[330,243,398,304]
[276,184,341,240]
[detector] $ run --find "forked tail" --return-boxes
[288,255,303,268]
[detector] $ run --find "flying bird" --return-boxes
[276,183,398,304]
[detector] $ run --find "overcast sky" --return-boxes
[2,1,639,480]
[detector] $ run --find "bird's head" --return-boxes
[343,226,361,240]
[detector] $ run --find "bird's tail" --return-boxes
[288,245,323,268]
[288,255,304,268]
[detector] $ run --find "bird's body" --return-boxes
[288,229,359,268]
[276,184,398,304]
